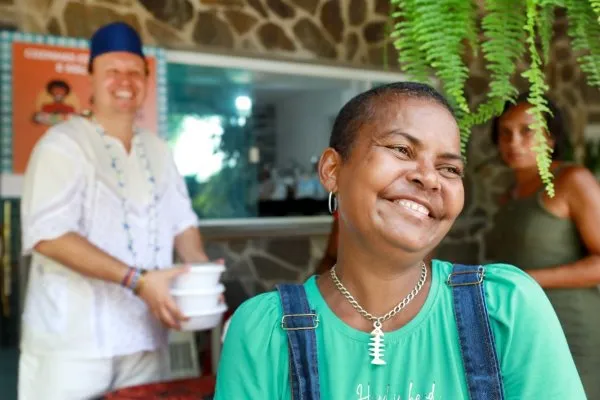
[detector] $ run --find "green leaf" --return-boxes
[387,0,600,195]
[565,0,600,87]
[590,0,600,21]
[537,3,554,64]
[392,0,478,150]
[522,0,555,197]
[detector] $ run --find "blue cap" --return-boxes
[88,22,145,70]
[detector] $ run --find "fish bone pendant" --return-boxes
[369,320,386,365]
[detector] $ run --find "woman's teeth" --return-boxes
[395,199,430,216]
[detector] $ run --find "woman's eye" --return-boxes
[440,166,464,178]
[390,145,410,156]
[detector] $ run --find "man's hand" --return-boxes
[137,266,190,330]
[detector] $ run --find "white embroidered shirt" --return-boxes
[20,116,199,358]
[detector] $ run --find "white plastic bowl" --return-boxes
[180,304,228,332]
[172,262,225,291]
[172,284,225,315]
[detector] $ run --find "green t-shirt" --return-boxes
[214,260,585,399]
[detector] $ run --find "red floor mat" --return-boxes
[103,376,215,399]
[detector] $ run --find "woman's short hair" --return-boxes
[490,92,570,160]
[329,82,456,160]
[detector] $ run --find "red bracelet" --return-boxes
[121,267,135,287]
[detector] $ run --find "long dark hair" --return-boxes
[490,92,570,160]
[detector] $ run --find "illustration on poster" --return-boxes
[31,79,80,126]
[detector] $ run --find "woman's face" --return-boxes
[321,96,465,255]
[497,102,554,170]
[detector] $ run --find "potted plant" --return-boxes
[390,0,600,196]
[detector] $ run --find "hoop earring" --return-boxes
[328,192,338,214]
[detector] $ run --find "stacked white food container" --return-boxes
[170,262,227,331]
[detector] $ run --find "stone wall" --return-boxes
[202,233,329,309]
[0,0,396,67]
[1,1,600,272]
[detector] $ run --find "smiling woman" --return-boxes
[214,82,585,399]
[486,93,600,399]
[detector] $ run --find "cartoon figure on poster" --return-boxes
[31,78,81,126]
[7,32,161,173]
[32,79,143,126]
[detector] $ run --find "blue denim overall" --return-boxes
[275,264,505,400]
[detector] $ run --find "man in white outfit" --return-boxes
[18,22,211,399]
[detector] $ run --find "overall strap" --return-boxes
[447,264,505,400]
[276,284,321,400]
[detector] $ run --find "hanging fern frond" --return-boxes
[538,0,566,7]
[392,0,476,117]
[481,0,528,101]
[537,3,554,64]
[590,0,600,22]
[390,0,431,83]
[389,0,600,196]
[463,0,480,58]
[458,114,475,156]
[522,0,555,197]
[456,0,528,156]
[566,0,600,87]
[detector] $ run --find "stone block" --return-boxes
[140,0,194,29]
[349,0,366,26]
[266,0,295,19]
[224,9,258,35]
[288,0,318,15]
[345,31,359,61]
[293,17,337,59]
[63,3,142,39]
[258,22,296,51]
[146,18,187,47]
[320,0,343,43]
[192,10,234,48]
[363,20,386,44]
[246,0,268,18]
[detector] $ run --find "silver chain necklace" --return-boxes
[330,262,428,365]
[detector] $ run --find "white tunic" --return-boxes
[20,116,199,358]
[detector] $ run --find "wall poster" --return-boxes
[0,31,167,173]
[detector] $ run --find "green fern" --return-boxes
[389,0,600,197]
[537,3,554,64]
[463,1,480,58]
[522,0,555,197]
[458,0,528,155]
[392,0,476,117]
[481,0,527,101]
[566,0,600,87]
[591,0,600,21]
[391,0,430,83]
[538,0,565,7]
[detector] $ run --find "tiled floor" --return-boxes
[0,347,18,400]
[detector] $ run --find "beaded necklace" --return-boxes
[92,119,160,270]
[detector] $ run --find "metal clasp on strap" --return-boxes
[281,313,319,331]
[447,265,485,287]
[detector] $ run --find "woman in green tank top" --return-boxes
[486,92,600,399]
